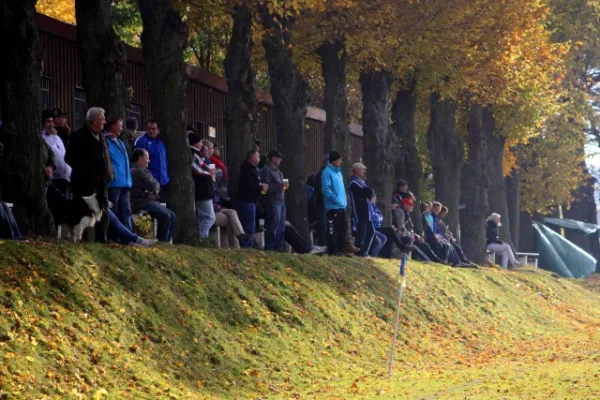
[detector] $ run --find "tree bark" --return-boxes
[427,92,463,237]
[506,170,521,249]
[75,0,127,118]
[360,69,393,226]
[391,85,423,233]
[224,4,257,198]
[0,0,54,236]
[138,0,198,244]
[261,6,311,240]
[486,131,512,243]
[317,39,350,173]
[460,103,491,263]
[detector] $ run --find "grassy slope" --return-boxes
[0,241,600,399]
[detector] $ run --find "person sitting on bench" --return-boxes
[486,213,522,269]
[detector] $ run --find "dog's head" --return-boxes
[82,194,103,219]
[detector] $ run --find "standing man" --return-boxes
[260,150,288,251]
[52,108,71,149]
[105,116,133,231]
[348,162,375,257]
[189,133,216,238]
[237,150,268,237]
[41,110,71,196]
[65,107,113,242]
[322,151,352,256]
[135,119,169,194]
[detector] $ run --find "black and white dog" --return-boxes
[47,185,104,242]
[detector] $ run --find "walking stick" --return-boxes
[388,253,408,377]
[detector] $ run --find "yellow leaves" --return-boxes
[36,0,75,25]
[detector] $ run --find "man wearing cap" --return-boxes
[52,108,71,149]
[348,162,375,257]
[260,150,288,251]
[321,151,351,255]
[42,110,71,196]
[396,197,441,262]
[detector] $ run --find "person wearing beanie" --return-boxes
[260,150,287,251]
[321,150,351,255]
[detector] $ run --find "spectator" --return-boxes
[487,213,521,269]
[368,196,387,258]
[41,109,71,196]
[105,116,133,231]
[393,179,415,202]
[122,117,138,156]
[349,162,375,257]
[135,119,169,189]
[189,133,216,239]
[51,108,71,149]
[435,204,476,268]
[284,221,327,254]
[322,151,354,256]
[308,155,329,246]
[395,198,441,262]
[423,201,462,266]
[236,150,267,237]
[422,201,434,230]
[209,142,228,181]
[260,150,288,251]
[213,200,250,248]
[65,107,113,242]
[130,148,176,243]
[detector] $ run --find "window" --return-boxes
[40,76,51,111]
[127,102,143,128]
[74,87,87,129]
[196,121,205,135]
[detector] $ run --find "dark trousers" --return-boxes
[52,179,70,198]
[285,223,312,254]
[413,240,441,262]
[0,201,20,240]
[377,227,409,258]
[264,201,286,251]
[355,221,375,257]
[326,208,347,255]
[452,242,470,263]
[237,201,256,235]
[369,230,387,257]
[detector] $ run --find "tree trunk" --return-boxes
[224,4,257,198]
[138,0,198,244]
[427,92,463,237]
[360,69,393,226]
[391,85,423,233]
[0,0,54,236]
[460,103,491,263]
[75,0,127,118]
[506,170,521,250]
[261,7,311,240]
[317,39,350,173]
[486,131,512,243]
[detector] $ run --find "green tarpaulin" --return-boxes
[543,217,600,236]
[533,222,596,278]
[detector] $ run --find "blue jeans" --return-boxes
[265,201,286,251]
[355,221,375,257]
[237,201,256,235]
[108,187,133,232]
[108,208,139,245]
[195,199,215,239]
[369,230,387,257]
[138,201,176,242]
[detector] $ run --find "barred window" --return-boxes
[40,76,51,111]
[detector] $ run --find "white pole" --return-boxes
[388,253,407,377]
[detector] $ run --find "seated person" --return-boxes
[368,196,388,258]
[437,206,476,267]
[284,221,327,255]
[213,200,251,249]
[393,197,440,262]
[486,213,521,269]
[432,203,476,268]
[130,148,176,242]
[421,201,434,230]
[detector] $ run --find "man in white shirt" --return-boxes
[41,110,71,196]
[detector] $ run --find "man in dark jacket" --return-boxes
[64,107,113,242]
[189,133,216,239]
[236,150,267,236]
[52,108,71,149]
[348,162,375,257]
[131,148,176,242]
[396,198,440,262]
[260,150,288,251]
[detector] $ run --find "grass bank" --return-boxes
[0,240,599,399]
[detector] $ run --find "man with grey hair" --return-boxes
[65,107,113,242]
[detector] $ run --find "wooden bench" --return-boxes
[487,250,539,268]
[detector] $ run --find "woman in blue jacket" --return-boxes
[105,117,133,231]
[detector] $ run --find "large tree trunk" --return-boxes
[427,92,463,237]
[224,4,257,198]
[486,131,512,243]
[461,103,491,263]
[0,0,54,236]
[506,170,521,249]
[360,69,393,226]
[75,0,127,118]
[138,0,198,244]
[261,7,311,240]
[391,85,423,233]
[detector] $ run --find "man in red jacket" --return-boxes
[208,141,228,181]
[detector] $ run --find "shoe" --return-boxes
[345,242,360,254]
[133,237,157,247]
[310,245,327,255]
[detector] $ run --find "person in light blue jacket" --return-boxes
[105,116,133,231]
[321,151,349,255]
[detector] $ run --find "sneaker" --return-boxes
[345,242,360,254]
[133,237,157,247]
[309,246,327,255]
